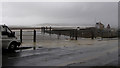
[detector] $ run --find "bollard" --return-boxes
[33,29,36,50]
[20,29,22,43]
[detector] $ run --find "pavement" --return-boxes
[2,38,119,67]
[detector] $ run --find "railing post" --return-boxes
[91,29,94,40]
[41,27,45,34]
[75,29,78,40]
[33,29,36,50]
[20,29,22,43]
[45,26,48,33]
[34,29,36,42]
[57,31,60,40]
[101,30,103,40]
[49,26,52,36]
[43,27,45,34]
[72,29,74,40]
[70,30,72,39]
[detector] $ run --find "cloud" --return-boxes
[2,2,118,28]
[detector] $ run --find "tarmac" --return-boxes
[2,38,119,67]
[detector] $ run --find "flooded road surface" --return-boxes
[2,39,118,66]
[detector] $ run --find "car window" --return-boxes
[2,26,12,33]
[7,28,11,33]
[1,26,6,32]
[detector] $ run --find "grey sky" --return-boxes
[2,2,118,28]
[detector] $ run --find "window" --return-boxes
[2,26,12,34]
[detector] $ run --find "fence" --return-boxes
[11,27,117,44]
[12,28,80,44]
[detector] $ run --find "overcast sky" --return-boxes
[2,2,118,28]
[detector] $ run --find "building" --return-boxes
[95,21,104,29]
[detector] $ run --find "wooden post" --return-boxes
[43,27,45,34]
[49,26,52,36]
[91,29,94,40]
[101,30,103,40]
[20,29,22,43]
[75,29,78,40]
[57,31,59,40]
[45,26,48,33]
[72,29,74,40]
[59,31,61,38]
[70,30,72,39]
[41,27,45,34]
[33,29,36,50]
[109,30,111,39]
[34,29,36,42]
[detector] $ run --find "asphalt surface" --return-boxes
[2,39,119,67]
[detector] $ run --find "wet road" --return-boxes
[2,39,118,66]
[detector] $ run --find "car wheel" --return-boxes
[8,43,17,52]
